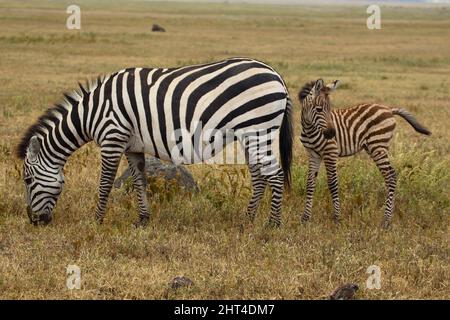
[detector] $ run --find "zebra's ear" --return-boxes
[27,136,41,159]
[314,79,325,93]
[326,80,341,92]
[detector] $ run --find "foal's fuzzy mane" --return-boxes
[16,75,108,159]
[298,81,316,102]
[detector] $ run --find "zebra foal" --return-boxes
[298,79,431,228]
[16,58,293,227]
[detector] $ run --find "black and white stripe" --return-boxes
[17,58,293,227]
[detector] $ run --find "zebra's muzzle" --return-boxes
[27,206,52,226]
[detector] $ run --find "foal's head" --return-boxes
[298,79,340,139]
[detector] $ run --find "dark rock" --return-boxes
[114,157,198,192]
[152,24,165,32]
[329,283,359,300]
[170,276,194,290]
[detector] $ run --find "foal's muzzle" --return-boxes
[27,206,52,226]
[323,127,336,140]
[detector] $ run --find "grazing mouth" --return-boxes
[27,206,52,226]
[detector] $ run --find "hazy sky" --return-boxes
[157,0,450,4]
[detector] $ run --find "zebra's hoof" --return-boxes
[133,217,149,228]
[301,215,310,224]
[246,213,256,223]
[381,219,391,230]
[333,216,341,225]
[265,220,281,229]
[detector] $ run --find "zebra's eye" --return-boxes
[316,106,323,112]
[24,176,34,185]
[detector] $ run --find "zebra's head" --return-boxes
[21,136,65,226]
[299,79,340,139]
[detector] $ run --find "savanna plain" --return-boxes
[0,0,449,299]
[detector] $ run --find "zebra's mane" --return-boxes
[16,74,109,159]
[298,81,316,102]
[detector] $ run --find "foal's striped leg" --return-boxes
[302,152,321,222]
[323,150,341,223]
[125,152,150,227]
[369,147,397,229]
[246,164,267,222]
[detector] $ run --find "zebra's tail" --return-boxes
[392,108,431,136]
[280,96,294,190]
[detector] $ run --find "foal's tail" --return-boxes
[280,96,294,190]
[392,108,431,136]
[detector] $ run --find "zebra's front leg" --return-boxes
[125,152,150,227]
[323,152,341,224]
[246,164,267,222]
[95,151,123,224]
[302,153,321,223]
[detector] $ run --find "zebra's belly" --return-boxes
[338,148,359,157]
[126,133,175,162]
[126,131,240,164]
[333,130,360,157]
[126,133,153,154]
[337,143,359,157]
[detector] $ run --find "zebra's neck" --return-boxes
[36,79,107,169]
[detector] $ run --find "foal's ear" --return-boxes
[313,79,325,93]
[27,136,41,159]
[326,80,341,93]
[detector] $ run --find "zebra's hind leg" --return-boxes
[265,167,284,227]
[369,148,397,229]
[323,152,341,224]
[125,152,150,227]
[242,131,284,227]
[246,163,267,222]
[95,150,123,224]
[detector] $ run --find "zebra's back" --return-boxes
[105,58,288,163]
[331,104,396,156]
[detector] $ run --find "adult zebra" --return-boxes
[17,58,293,227]
[298,79,430,228]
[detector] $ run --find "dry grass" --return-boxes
[0,0,449,299]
